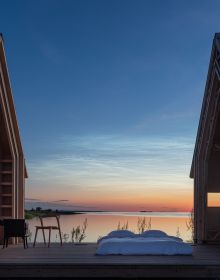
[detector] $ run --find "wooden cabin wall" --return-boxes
[205,106,220,242]
[193,41,220,244]
[0,37,26,244]
[0,102,13,243]
[18,156,25,219]
[194,158,207,243]
[206,156,220,242]
[207,157,220,192]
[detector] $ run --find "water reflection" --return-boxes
[27,212,192,243]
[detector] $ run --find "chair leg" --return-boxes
[6,238,8,248]
[33,228,38,247]
[48,228,51,247]
[42,228,46,245]
[22,237,26,249]
[58,229,63,246]
[25,237,28,248]
[3,237,6,249]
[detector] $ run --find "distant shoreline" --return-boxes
[25,209,84,219]
[25,209,109,219]
[25,209,190,219]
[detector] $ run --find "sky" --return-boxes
[0,0,219,211]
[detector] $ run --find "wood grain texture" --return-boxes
[0,243,219,278]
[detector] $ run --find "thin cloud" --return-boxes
[39,41,69,65]
[25,198,41,201]
[27,134,193,202]
[52,200,69,202]
[134,110,196,132]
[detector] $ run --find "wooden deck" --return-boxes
[0,243,220,278]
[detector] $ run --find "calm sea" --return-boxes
[27,212,192,243]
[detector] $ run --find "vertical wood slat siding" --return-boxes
[0,36,26,225]
[0,68,16,219]
[191,34,220,244]
[0,54,19,219]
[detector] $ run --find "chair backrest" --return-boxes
[55,215,61,230]
[4,219,26,237]
[39,215,61,229]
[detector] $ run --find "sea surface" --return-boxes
[27,212,193,243]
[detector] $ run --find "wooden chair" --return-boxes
[33,215,62,247]
[3,219,29,249]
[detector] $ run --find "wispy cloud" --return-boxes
[52,199,69,202]
[26,134,194,210]
[38,41,69,65]
[25,198,40,201]
[134,109,197,133]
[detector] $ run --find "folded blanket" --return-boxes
[96,236,192,255]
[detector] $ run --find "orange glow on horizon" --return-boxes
[28,188,193,212]
[68,188,193,212]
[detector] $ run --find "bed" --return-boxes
[96,230,192,255]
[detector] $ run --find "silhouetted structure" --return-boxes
[191,33,220,244]
[0,35,27,240]
[3,219,28,248]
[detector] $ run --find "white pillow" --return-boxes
[140,230,167,238]
[167,235,183,242]
[107,230,135,238]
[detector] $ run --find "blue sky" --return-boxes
[0,0,219,210]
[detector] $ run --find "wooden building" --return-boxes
[0,34,27,229]
[191,33,220,244]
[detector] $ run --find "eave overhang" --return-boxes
[0,34,28,178]
[190,33,220,179]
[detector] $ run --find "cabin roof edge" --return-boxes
[0,35,28,178]
[190,34,220,179]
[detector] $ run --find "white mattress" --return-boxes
[96,237,192,255]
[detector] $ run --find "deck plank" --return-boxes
[0,243,220,278]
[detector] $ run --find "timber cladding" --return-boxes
[0,35,27,243]
[191,33,220,244]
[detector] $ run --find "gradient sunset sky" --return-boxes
[1,0,219,211]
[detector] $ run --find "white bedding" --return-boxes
[96,236,192,255]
